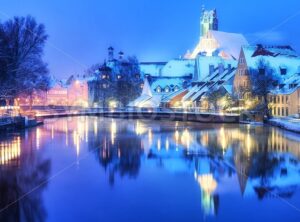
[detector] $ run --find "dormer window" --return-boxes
[117,75,122,79]
[280,68,287,75]
[156,86,161,93]
[164,86,170,93]
[289,83,298,89]
[174,86,179,91]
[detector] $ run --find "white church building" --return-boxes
[132,7,248,109]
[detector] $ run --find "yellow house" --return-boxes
[269,86,300,117]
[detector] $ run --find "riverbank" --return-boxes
[268,118,300,134]
[0,116,43,132]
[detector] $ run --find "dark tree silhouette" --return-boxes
[0,16,50,104]
[249,59,278,118]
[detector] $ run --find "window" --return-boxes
[174,86,179,91]
[156,86,161,93]
[240,57,245,64]
[273,107,276,116]
[259,68,265,75]
[286,96,288,104]
[117,75,122,79]
[286,108,289,116]
[282,108,285,116]
[164,87,170,93]
[280,68,287,75]
[278,107,281,116]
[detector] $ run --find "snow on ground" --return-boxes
[269,118,300,133]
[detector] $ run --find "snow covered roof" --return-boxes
[182,57,237,102]
[140,62,166,77]
[128,78,162,108]
[270,73,300,95]
[194,56,237,81]
[142,78,153,97]
[222,84,233,94]
[190,30,249,59]
[243,45,300,95]
[209,31,249,60]
[151,78,185,90]
[161,59,195,77]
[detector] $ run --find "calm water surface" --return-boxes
[1,117,300,222]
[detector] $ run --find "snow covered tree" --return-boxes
[0,16,50,104]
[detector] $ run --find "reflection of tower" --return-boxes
[108,46,114,61]
[194,157,219,216]
[200,6,218,37]
[234,149,252,196]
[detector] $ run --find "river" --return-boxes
[0,117,300,222]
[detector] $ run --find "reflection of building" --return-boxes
[0,136,21,167]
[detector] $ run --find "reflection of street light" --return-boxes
[197,174,217,194]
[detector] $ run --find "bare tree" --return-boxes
[249,59,278,118]
[0,16,50,105]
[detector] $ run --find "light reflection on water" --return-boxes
[0,117,300,222]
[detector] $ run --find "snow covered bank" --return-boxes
[269,118,300,134]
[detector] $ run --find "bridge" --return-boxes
[33,107,240,124]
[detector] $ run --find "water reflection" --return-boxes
[1,117,300,220]
[0,133,51,222]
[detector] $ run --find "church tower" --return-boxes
[200,6,218,37]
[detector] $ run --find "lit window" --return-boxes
[156,86,161,93]
[165,87,170,93]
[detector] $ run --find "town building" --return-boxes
[87,47,143,107]
[268,73,300,117]
[135,7,248,110]
[233,45,300,116]
[18,76,89,108]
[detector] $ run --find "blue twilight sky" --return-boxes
[1,0,300,79]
